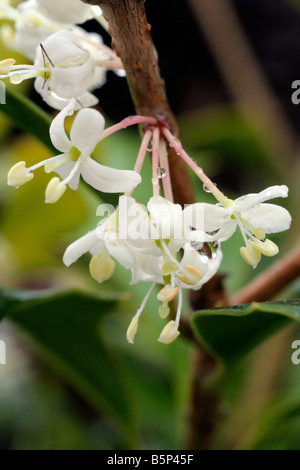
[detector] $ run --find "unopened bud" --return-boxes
[7,161,33,187]
[45,177,66,203]
[158,320,180,344]
[89,254,115,283]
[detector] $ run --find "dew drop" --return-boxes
[208,241,220,259]
[190,241,206,255]
[157,167,166,178]
[203,185,211,193]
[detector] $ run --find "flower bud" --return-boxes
[158,320,180,344]
[45,177,66,203]
[7,161,33,187]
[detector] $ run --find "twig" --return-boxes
[83,0,194,206]
[231,246,300,305]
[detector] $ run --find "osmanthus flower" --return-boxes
[7,100,142,202]
[25,0,102,25]
[63,196,162,280]
[0,29,99,110]
[191,185,292,268]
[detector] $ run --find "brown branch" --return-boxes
[83,0,225,450]
[83,0,194,206]
[231,246,300,305]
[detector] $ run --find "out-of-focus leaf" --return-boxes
[191,300,300,366]
[0,287,135,434]
[1,84,55,152]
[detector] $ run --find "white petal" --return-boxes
[183,203,230,232]
[54,161,81,190]
[49,100,76,152]
[189,219,236,243]
[70,108,104,154]
[147,196,184,240]
[242,203,292,233]
[63,229,101,266]
[49,59,95,101]
[35,30,90,68]
[104,239,135,269]
[234,185,289,212]
[179,243,223,290]
[80,157,142,193]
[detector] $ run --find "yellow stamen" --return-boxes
[126,316,139,344]
[157,284,178,302]
[89,254,115,283]
[45,177,66,203]
[158,320,180,345]
[178,264,202,285]
[7,161,33,187]
[0,58,15,75]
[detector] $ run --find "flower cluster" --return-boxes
[1,0,292,345]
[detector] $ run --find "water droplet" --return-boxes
[157,167,166,178]
[147,140,153,152]
[208,241,220,259]
[203,182,217,193]
[190,241,206,255]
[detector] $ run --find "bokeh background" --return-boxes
[0,0,300,450]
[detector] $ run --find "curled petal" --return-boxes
[63,229,101,266]
[234,185,289,212]
[80,157,141,193]
[49,99,76,152]
[148,196,184,240]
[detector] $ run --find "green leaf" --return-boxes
[1,84,55,152]
[191,300,300,366]
[0,287,134,432]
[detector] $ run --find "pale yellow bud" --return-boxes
[178,264,202,285]
[45,177,66,203]
[157,284,178,302]
[89,254,115,284]
[252,239,279,257]
[126,316,139,344]
[240,243,261,268]
[158,302,170,319]
[7,161,33,187]
[0,58,15,75]
[158,320,180,344]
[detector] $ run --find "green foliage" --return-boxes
[192,301,300,367]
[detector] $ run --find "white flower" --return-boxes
[7,101,142,201]
[191,185,291,267]
[0,30,98,109]
[28,0,100,25]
